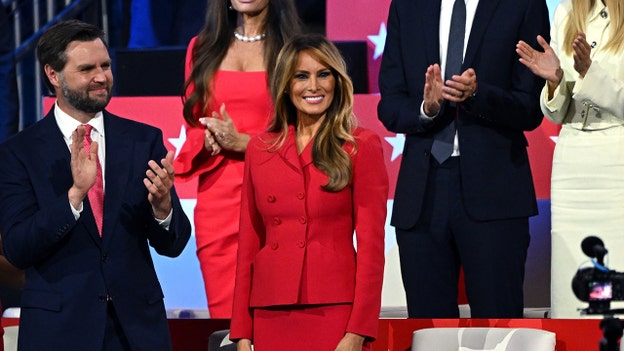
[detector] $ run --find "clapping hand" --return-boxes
[201,128,222,156]
[442,68,477,104]
[144,150,175,220]
[516,35,563,90]
[572,31,592,77]
[68,125,99,208]
[200,103,250,153]
[423,64,444,116]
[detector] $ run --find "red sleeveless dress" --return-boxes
[174,48,272,317]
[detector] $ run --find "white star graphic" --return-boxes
[168,125,187,158]
[368,22,387,60]
[384,134,405,161]
[550,136,558,143]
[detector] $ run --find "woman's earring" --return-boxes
[228,1,234,10]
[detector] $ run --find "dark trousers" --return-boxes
[103,302,132,351]
[396,157,529,318]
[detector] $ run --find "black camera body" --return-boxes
[572,236,624,315]
[573,266,624,315]
[573,237,624,351]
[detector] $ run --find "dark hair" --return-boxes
[182,0,303,126]
[36,20,107,92]
[269,33,356,192]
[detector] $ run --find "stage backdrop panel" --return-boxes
[43,95,558,311]
[326,0,563,94]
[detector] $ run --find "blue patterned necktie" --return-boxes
[431,0,466,163]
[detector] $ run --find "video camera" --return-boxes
[572,236,624,315]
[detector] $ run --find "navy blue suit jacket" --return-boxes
[0,109,191,351]
[378,0,550,228]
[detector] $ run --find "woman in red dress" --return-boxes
[230,34,388,351]
[173,0,302,318]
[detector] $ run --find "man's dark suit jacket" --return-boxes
[378,0,550,228]
[0,109,192,351]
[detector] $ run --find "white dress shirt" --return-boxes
[439,0,479,79]
[55,103,105,218]
[421,0,480,157]
[54,103,172,227]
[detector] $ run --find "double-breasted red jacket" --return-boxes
[230,126,389,341]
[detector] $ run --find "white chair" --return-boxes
[207,329,236,351]
[2,307,20,318]
[411,327,555,351]
[3,325,18,351]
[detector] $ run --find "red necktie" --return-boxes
[82,124,104,236]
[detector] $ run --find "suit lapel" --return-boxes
[420,0,443,64]
[36,111,73,194]
[298,138,314,169]
[463,0,501,68]
[277,126,305,173]
[39,111,103,245]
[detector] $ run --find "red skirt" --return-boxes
[252,304,372,351]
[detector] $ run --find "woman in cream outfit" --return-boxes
[517,0,624,318]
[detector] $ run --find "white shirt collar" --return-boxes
[439,0,480,75]
[54,102,105,143]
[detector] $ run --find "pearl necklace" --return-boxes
[234,31,266,42]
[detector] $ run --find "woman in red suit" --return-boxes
[230,34,389,351]
[173,0,302,318]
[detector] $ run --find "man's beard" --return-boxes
[60,77,112,113]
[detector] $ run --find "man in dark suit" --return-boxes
[0,20,191,350]
[377,0,550,318]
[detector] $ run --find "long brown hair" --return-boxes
[268,33,356,192]
[182,0,303,126]
[563,0,624,55]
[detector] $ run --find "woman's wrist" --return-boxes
[234,133,251,152]
[546,67,563,98]
[549,67,563,87]
[344,332,365,343]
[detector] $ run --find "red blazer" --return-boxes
[230,126,389,341]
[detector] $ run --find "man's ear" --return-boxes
[44,64,61,89]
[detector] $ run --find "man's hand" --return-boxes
[68,125,98,208]
[144,150,175,220]
[442,68,477,104]
[423,64,445,116]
